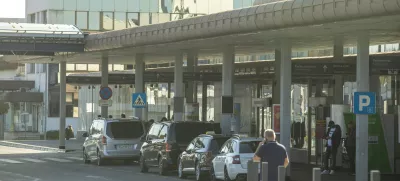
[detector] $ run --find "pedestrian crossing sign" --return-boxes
[132,93,147,108]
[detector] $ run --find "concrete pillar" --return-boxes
[280,39,292,176]
[59,61,66,150]
[174,52,184,121]
[273,48,281,104]
[221,46,235,135]
[356,33,369,181]
[167,82,171,120]
[202,82,208,122]
[101,53,109,118]
[134,54,145,120]
[186,51,198,103]
[333,36,344,104]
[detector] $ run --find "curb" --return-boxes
[0,141,70,153]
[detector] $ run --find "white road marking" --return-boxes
[0,159,23,164]
[19,158,46,163]
[43,158,72,162]
[66,157,82,161]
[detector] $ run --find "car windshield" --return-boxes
[106,121,144,139]
[239,141,261,153]
[174,123,217,143]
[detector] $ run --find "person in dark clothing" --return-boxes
[254,129,289,181]
[321,121,342,175]
[121,113,126,118]
[346,121,356,175]
[108,115,113,119]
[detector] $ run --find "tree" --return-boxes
[0,101,9,115]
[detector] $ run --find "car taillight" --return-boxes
[102,136,107,145]
[232,155,241,164]
[166,143,171,152]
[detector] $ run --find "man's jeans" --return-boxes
[324,146,338,170]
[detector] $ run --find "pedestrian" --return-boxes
[65,125,74,140]
[321,121,342,175]
[346,121,356,176]
[108,115,113,119]
[121,113,126,118]
[253,129,289,181]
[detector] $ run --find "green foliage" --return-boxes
[45,130,59,140]
[0,101,9,115]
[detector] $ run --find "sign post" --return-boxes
[353,91,376,181]
[132,93,147,120]
[99,86,113,108]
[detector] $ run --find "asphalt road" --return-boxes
[0,146,187,181]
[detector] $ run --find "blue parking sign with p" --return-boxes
[353,92,376,114]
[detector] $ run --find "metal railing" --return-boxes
[246,160,381,181]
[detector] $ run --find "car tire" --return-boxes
[195,161,205,181]
[158,158,167,176]
[224,166,232,181]
[97,150,104,166]
[83,149,90,164]
[140,155,148,173]
[178,159,186,179]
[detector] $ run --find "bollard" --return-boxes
[262,162,268,181]
[277,166,286,181]
[247,160,259,181]
[312,168,321,181]
[370,170,380,181]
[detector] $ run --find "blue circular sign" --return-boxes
[99,86,113,100]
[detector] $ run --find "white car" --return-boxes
[210,135,263,181]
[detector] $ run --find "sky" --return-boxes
[0,0,25,18]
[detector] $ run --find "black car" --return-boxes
[139,121,221,175]
[178,133,230,181]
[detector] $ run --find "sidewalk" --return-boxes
[290,163,399,181]
[0,139,83,153]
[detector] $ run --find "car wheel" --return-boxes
[159,158,167,176]
[209,166,217,181]
[195,161,205,181]
[97,150,104,166]
[83,149,90,164]
[139,154,148,173]
[224,166,232,181]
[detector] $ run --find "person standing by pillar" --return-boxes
[346,121,356,176]
[321,121,341,175]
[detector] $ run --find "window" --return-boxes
[75,64,88,71]
[186,141,195,151]
[42,11,47,24]
[88,64,100,71]
[239,141,261,153]
[140,0,150,12]
[128,0,140,12]
[229,141,237,153]
[158,125,168,139]
[127,13,140,27]
[76,12,88,30]
[114,12,126,30]
[194,137,206,149]
[63,11,75,25]
[161,0,173,13]
[89,12,100,30]
[209,138,230,154]
[149,0,159,12]
[148,124,162,138]
[113,64,124,71]
[66,64,75,71]
[101,12,114,31]
[220,140,231,154]
[106,121,144,139]
[30,14,36,23]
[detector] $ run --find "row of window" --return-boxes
[66,63,125,72]
[43,0,232,14]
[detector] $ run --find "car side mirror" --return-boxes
[82,132,88,138]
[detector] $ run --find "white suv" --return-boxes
[210,135,262,181]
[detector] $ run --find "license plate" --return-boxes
[117,144,134,149]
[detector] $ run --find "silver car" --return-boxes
[82,118,146,166]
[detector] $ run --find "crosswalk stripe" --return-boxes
[19,158,46,163]
[66,157,82,161]
[0,159,23,164]
[43,158,72,162]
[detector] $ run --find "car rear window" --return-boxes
[239,141,261,153]
[174,123,217,143]
[106,121,144,139]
